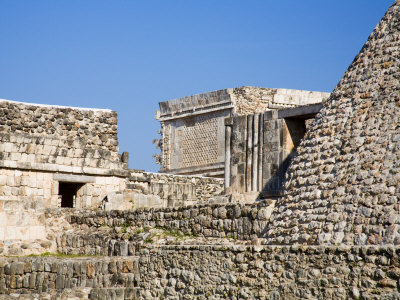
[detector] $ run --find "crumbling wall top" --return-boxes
[0,98,119,153]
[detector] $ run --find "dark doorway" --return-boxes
[284,118,307,150]
[58,182,84,208]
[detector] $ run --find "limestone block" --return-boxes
[43,145,52,156]
[50,146,57,155]
[26,144,36,154]
[83,196,92,208]
[10,152,21,161]
[6,176,15,187]
[0,175,6,186]
[43,189,51,199]
[20,176,31,187]
[4,142,13,152]
[27,154,35,163]
[3,160,17,168]
[36,180,43,189]
[55,156,64,165]
[43,138,51,146]
[72,166,82,173]
[5,226,17,239]
[11,187,19,196]
[50,195,59,207]
[58,165,72,173]
[64,157,72,166]
[3,186,11,196]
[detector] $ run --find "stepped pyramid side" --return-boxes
[266,1,400,246]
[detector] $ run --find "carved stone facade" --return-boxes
[155,86,330,178]
[225,104,323,201]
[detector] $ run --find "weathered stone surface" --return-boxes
[267,1,400,246]
[54,200,275,255]
[0,100,128,176]
[156,87,329,177]
[227,108,312,200]
[127,170,225,208]
[1,245,400,299]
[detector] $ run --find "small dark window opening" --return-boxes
[58,182,84,208]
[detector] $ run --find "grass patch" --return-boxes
[121,224,129,233]
[27,251,100,258]
[157,228,197,239]
[144,237,153,244]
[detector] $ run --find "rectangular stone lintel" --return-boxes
[277,103,322,119]
[53,173,96,183]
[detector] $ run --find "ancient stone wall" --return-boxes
[0,100,131,241]
[0,256,140,297]
[266,1,400,246]
[2,245,400,299]
[158,111,229,178]
[58,200,273,252]
[156,89,234,177]
[231,86,329,115]
[0,100,128,176]
[137,244,400,299]
[127,170,225,208]
[0,169,53,241]
[0,170,127,240]
[226,105,321,201]
[0,169,224,241]
[156,87,329,177]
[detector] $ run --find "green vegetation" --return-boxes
[121,223,129,233]
[144,237,153,244]
[27,251,100,258]
[157,228,197,239]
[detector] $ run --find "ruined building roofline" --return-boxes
[156,86,330,120]
[0,98,114,113]
[159,85,330,106]
[157,88,233,120]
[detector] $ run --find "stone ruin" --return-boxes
[0,100,225,242]
[155,87,329,179]
[156,87,329,202]
[1,1,400,299]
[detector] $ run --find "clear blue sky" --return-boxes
[0,0,393,172]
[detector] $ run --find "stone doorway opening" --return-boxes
[283,118,307,153]
[58,182,84,208]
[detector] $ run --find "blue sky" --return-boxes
[0,0,394,172]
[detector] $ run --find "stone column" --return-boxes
[224,118,233,190]
[246,115,253,192]
[258,114,264,191]
[252,114,259,191]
